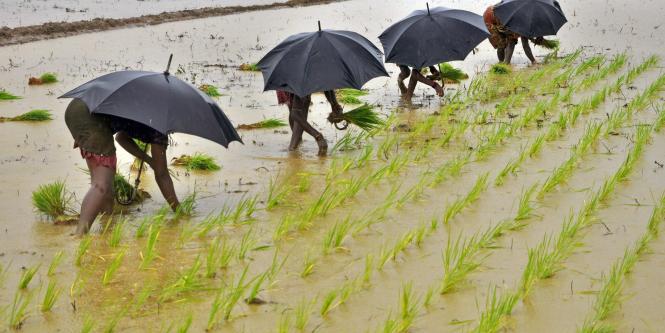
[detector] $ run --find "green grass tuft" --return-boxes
[172,153,221,171]
[40,72,58,83]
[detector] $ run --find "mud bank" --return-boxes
[0,0,342,47]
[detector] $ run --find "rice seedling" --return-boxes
[172,153,221,171]
[207,287,225,330]
[135,217,150,238]
[103,304,128,333]
[297,172,312,193]
[245,271,268,305]
[18,264,40,289]
[294,297,315,331]
[221,266,251,321]
[230,195,258,223]
[277,312,291,333]
[32,180,76,220]
[336,88,368,104]
[75,235,92,266]
[159,257,205,302]
[81,316,95,333]
[107,219,125,248]
[472,286,519,333]
[237,118,287,129]
[490,63,511,75]
[320,289,338,317]
[431,153,470,186]
[8,290,32,329]
[362,254,374,286]
[47,251,64,276]
[443,173,488,224]
[322,217,353,254]
[171,313,193,333]
[513,183,539,223]
[218,242,235,269]
[40,72,58,83]
[102,250,126,285]
[265,177,291,210]
[438,63,469,83]
[175,192,197,219]
[140,224,160,269]
[0,89,21,100]
[198,84,222,97]
[239,63,260,71]
[332,104,384,131]
[440,234,481,294]
[204,238,223,278]
[41,279,61,312]
[300,251,316,278]
[1,109,53,122]
[237,228,256,260]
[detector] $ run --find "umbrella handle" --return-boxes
[164,54,173,75]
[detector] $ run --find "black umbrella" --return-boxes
[379,4,489,69]
[59,56,242,148]
[494,0,567,38]
[257,22,389,98]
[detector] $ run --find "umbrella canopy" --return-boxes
[257,26,389,98]
[60,71,242,148]
[494,0,567,38]
[379,5,489,69]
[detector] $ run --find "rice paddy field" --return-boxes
[1,0,665,332]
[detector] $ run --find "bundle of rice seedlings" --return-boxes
[336,89,368,105]
[536,38,560,50]
[114,173,134,202]
[32,181,76,221]
[330,104,384,131]
[0,90,21,100]
[239,63,261,71]
[172,153,221,171]
[438,63,469,83]
[2,109,53,122]
[490,63,512,75]
[40,73,58,83]
[237,118,287,130]
[198,84,222,97]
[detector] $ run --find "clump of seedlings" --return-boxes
[8,290,32,329]
[438,63,469,83]
[0,89,21,100]
[41,280,61,312]
[102,250,126,285]
[239,63,260,71]
[198,84,222,97]
[329,104,384,131]
[18,264,40,289]
[47,251,64,276]
[473,286,519,333]
[0,109,53,122]
[28,72,58,85]
[489,63,511,75]
[172,153,221,171]
[336,88,368,105]
[31,180,77,221]
[140,224,160,269]
[75,235,92,266]
[236,118,287,130]
[175,192,197,219]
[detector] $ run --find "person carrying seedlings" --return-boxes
[110,118,180,211]
[397,65,444,101]
[64,98,117,235]
[277,90,343,156]
[483,4,547,65]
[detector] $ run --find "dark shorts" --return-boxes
[109,117,169,146]
[64,99,116,157]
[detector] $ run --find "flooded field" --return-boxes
[1,0,665,332]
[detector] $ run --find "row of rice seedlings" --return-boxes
[171,153,221,171]
[0,109,53,122]
[442,173,488,224]
[609,55,660,95]
[102,250,126,285]
[578,53,626,89]
[475,122,657,332]
[41,279,61,312]
[47,251,64,276]
[31,180,76,221]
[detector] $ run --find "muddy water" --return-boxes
[1,0,665,332]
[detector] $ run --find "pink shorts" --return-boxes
[80,149,117,170]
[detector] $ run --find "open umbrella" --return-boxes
[257,22,389,98]
[493,0,567,38]
[379,4,489,69]
[59,55,242,148]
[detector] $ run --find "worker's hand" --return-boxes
[332,103,343,115]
